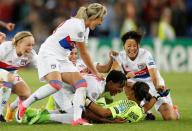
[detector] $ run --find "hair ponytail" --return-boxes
[133,81,152,102]
[75,3,107,21]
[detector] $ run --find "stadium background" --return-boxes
[0,0,192,131]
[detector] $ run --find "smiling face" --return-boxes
[124,39,139,60]
[16,36,35,56]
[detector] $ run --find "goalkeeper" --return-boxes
[20,99,144,125]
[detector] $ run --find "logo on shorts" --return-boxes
[51,64,56,69]
[78,32,84,38]
[91,92,98,99]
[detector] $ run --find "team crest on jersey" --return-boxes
[51,64,56,69]
[137,63,146,69]
[78,32,84,38]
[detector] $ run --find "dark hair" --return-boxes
[133,81,152,101]
[121,31,143,45]
[106,70,127,86]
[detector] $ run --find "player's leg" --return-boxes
[18,56,65,118]
[0,70,14,122]
[61,72,88,125]
[156,94,179,120]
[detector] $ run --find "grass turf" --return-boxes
[1,69,192,131]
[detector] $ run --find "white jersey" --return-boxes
[0,41,38,72]
[39,17,90,60]
[76,59,98,74]
[117,48,157,82]
[51,75,106,111]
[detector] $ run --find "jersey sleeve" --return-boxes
[86,77,100,102]
[145,50,157,69]
[68,20,85,43]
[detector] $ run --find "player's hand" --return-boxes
[126,72,135,78]
[95,72,105,80]
[109,50,119,60]
[113,118,127,123]
[157,84,167,92]
[6,23,15,31]
[0,32,6,44]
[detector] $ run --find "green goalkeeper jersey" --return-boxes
[106,100,145,122]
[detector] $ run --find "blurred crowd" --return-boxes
[0,0,192,45]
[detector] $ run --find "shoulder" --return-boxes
[66,18,85,30]
[139,48,153,57]
[0,41,14,51]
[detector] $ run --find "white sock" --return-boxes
[0,88,12,115]
[49,113,73,124]
[73,87,86,121]
[10,97,19,110]
[23,84,58,107]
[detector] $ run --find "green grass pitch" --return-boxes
[1,69,192,131]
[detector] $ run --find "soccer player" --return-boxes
[22,81,159,124]
[18,3,107,125]
[111,31,179,120]
[0,31,37,122]
[18,70,129,124]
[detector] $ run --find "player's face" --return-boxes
[124,39,139,60]
[69,48,78,65]
[88,17,103,30]
[17,36,35,56]
[108,81,124,96]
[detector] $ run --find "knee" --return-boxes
[74,79,87,89]
[159,103,178,120]
[162,113,177,120]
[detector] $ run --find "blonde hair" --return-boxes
[75,3,107,21]
[12,31,33,46]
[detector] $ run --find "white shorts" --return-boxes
[37,53,78,82]
[0,69,9,81]
[146,81,173,111]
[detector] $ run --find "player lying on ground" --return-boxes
[15,70,128,124]
[0,31,37,122]
[17,80,169,124]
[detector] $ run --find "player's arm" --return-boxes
[146,51,166,92]
[0,21,15,31]
[86,99,112,118]
[76,42,103,80]
[84,109,125,123]
[142,97,157,112]
[96,51,118,73]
